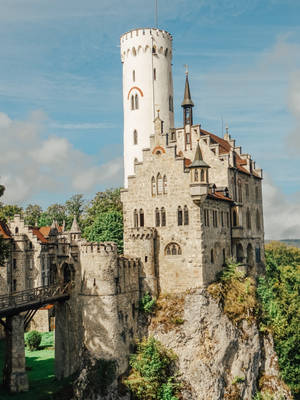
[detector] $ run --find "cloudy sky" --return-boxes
[0,0,299,239]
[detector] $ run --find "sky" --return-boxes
[0,0,300,239]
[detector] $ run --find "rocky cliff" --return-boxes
[73,289,292,400]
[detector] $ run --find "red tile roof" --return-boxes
[0,221,11,239]
[39,226,62,237]
[200,128,251,176]
[31,228,48,243]
[209,192,233,202]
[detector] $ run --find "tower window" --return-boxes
[152,45,156,54]
[177,206,183,226]
[139,209,144,227]
[194,169,199,182]
[184,206,189,225]
[165,242,181,256]
[155,208,160,227]
[133,209,138,227]
[157,173,163,195]
[135,94,139,109]
[204,209,209,227]
[133,130,138,145]
[246,208,251,229]
[210,249,214,264]
[133,70,135,82]
[233,210,238,227]
[151,176,156,196]
[161,207,166,226]
[131,95,134,110]
[153,68,156,80]
[256,210,261,232]
[186,132,191,144]
[169,96,173,112]
[163,175,168,194]
[15,227,19,234]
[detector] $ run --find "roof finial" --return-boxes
[184,64,189,76]
[181,68,194,108]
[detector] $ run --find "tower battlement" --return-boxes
[80,241,118,255]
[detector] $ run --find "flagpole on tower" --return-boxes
[155,0,158,28]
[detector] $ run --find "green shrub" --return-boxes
[139,292,156,314]
[26,330,42,351]
[124,337,180,400]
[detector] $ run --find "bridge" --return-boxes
[0,283,72,393]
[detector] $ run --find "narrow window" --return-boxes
[178,206,183,226]
[256,247,261,262]
[194,169,199,182]
[256,210,261,232]
[184,206,189,225]
[133,70,135,82]
[155,208,160,227]
[210,249,214,264]
[163,175,168,194]
[204,209,210,227]
[133,130,138,145]
[152,45,156,54]
[246,208,251,230]
[255,186,259,201]
[139,209,144,227]
[161,207,166,226]
[222,249,226,265]
[221,211,224,227]
[15,227,19,234]
[201,169,205,182]
[135,94,139,110]
[131,95,134,110]
[134,209,138,227]
[186,132,191,144]
[226,212,230,227]
[13,279,17,292]
[151,176,156,196]
[233,210,238,227]
[157,173,163,195]
[153,68,156,80]
[169,96,173,112]
[13,259,17,269]
[245,183,249,199]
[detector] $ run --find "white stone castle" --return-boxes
[0,27,265,391]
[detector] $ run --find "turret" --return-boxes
[189,141,210,204]
[120,28,174,186]
[181,71,194,150]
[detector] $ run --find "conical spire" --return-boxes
[70,215,81,233]
[181,73,194,107]
[190,141,209,168]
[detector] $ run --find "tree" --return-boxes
[257,242,300,395]
[83,211,123,253]
[24,204,43,226]
[0,204,23,222]
[85,188,122,225]
[65,194,85,219]
[38,203,67,227]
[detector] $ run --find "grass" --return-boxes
[0,331,73,400]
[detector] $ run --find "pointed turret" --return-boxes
[181,73,194,107]
[190,141,209,168]
[70,215,81,233]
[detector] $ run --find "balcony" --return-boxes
[190,183,208,205]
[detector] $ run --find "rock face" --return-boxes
[149,289,292,400]
[73,289,292,400]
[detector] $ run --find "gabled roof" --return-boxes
[31,228,48,243]
[39,225,62,238]
[189,141,209,168]
[0,221,11,239]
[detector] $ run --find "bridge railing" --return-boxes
[0,283,72,310]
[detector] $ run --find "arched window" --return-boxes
[135,94,139,109]
[132,47,136,56]
[246,208,251,230]
[157,173,163,195]
[161,207,166,226]
[165,242,181,256]
[256,210,261,232]
[15,227,19,234]
[165,48,168,57]
[151,176,156,196]
[133,70,135,82]
[155,208,160,227]
[210,249,214,263]
[163,175,168,194]
[200,169,205,182]
[139,209,144,227]
[152,45,156,54]
[131,95,134,110]
[238,180,242,202]
[194,169,199,182]
[133,130,138,145]
[177,206,183,226]
[184,205,189,225]
[134,209,138,227]
[233,209,238,227]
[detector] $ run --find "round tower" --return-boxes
[120,28,174,186]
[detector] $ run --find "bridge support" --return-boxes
[3,315,29,393]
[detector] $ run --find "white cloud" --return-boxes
[263,174,300,239]
[0,111,122,204]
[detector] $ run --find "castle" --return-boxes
[0,27,265,392]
